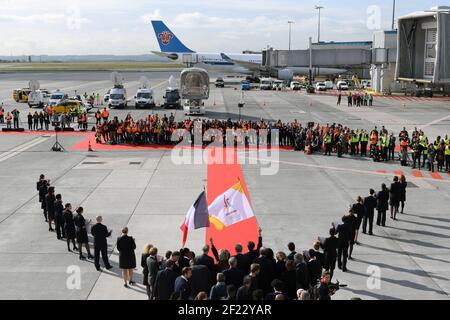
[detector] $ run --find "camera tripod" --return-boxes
[51,126,66,152]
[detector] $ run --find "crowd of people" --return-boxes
[337,91,374,107]
[36,171,408,300]
[94,112,450,173]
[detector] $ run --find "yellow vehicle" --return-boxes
[13,88,32,103]
[52,99,86,116]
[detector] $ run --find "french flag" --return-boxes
[180,191,209,247]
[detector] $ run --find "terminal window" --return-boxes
[424,29,437,78]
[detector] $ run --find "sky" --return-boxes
[0,0,444,55]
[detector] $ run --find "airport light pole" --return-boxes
[315,5,324,43]
[392,0,396,30]
[288,21,294,51]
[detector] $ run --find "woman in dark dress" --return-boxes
[45,186,56,232]
[141,244,153,294]
[117,227,136,288]
[399,175,407,214]
[39,180,49,222]
[73,207,93,260]
[63,203,78,252]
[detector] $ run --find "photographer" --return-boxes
[317,271,337,300]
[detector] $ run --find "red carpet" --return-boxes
[71,133,295,152]
[205,147,259,257]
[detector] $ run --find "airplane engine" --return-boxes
[276,69,294,81]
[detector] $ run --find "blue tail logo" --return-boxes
[151,20,194,53]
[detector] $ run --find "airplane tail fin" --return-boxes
[151,20,194,53]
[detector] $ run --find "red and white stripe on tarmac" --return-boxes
[379,169,450,181]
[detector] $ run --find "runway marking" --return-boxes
[0,135,51,163]
[394,170,404,176]
[412,170,423,178]
[429,172,443,180]
[241,155,450,185]
[419,114,450,131]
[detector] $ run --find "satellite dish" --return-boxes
[29,80,40,91]
[110,72,124,86]
[139,76,150,88]
[168,75,177,88]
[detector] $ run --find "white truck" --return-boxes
[134,87,155,109]
[28,90,50,108]
[260,78,274,90]
[108,85,127,109]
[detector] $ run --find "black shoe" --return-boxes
[96,267,102,271]
[129,280,136,285]
[124,284,129,288]
[349,257,354,260]
[73,246,79,251]
[106,266,113,270]
[88,255,94,260]
[79,256,86,260]
[67,248,72,252]
[369,232,373,235]
[342,267,348,272]
[362,231,366,234]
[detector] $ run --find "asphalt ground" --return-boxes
[0,71,449,300]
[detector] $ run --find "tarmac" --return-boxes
[0,71,449,300]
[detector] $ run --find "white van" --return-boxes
[28,90,50,108]
[337,81,349,90]
[134,88,155,109]
[48,90,67,107]
[108,85,127,109]
[272,80,285,91]
[324,81,334,90]
[260,78,274,90]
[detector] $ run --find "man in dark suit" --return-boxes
[236,276,252,300]
[363,189,377,235]
[194,245,214,272]
[232,244,248,274]
[146,247,160,299]
[189,259,212,298]
[54,194,65,240]
[265,279,285,300]
[90,216,112,271]
[336,216,352,272]
[154,259,178,300]
[294,253,310,290]
[243,227,263,266]
[223,256,244,289]
[307,249,322,286]
[254,247,275,294]
[322,228,338,279]
[174,267,193,300]
[287,242,297,261]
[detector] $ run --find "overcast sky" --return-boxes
[0,0,443,55]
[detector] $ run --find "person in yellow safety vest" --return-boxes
[5,112,12,129]
[422,137,429,168]
[360,129,369,157]
[445,140,450,172]
[324,133,332,156]
[381,133,389,161]
[349,131,358,155]
[355,130,360,155]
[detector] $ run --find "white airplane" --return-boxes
[151,20,346,79]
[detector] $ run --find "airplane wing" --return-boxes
[220,53,262,72]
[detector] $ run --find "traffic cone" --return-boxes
[88,141,93,152]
